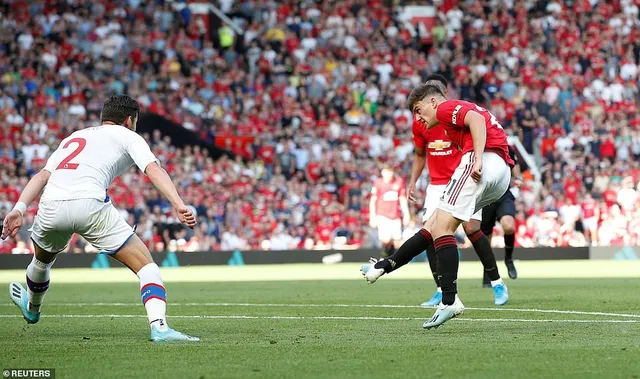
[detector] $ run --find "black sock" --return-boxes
[425,236,439,287]
[374,229,432,273]
[504,233,515,260]
[434,235,458,305]
[468,230,500,282]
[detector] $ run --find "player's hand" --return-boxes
[176,205,197,229]
[471,159,483,183]
[1,210,24,240]
[407,183,418,204]
[512,177,523,188]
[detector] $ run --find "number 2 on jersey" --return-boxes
[56,138,86,170]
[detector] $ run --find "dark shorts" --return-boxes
[481,191,516,235]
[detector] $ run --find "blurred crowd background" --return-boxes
[1,0,640,254]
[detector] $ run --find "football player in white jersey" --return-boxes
[1,95,199,342]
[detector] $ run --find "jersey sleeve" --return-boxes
[126,133,159,173]
[412,120,426,148]
[42,140,66,172]
[436,100,471,129]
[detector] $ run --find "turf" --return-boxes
[1,264,640,379]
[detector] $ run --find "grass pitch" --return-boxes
[1,261,639,379]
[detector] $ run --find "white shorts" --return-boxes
[423,184,482,223]
[31,199,134,254]
[376,216,402,242]
[438,152,511,222]
[583,217,597,231]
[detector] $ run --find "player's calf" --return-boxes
[111,235,199,341]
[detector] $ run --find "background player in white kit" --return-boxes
[1,95,199,342]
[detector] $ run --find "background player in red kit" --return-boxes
[362,74,508,308]
[369,165,410,257]
[581,192,599,245]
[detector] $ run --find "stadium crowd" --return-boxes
[1,0,640,254]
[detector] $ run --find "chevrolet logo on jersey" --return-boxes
[428,140,451,150]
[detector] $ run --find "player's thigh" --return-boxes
[30,200,74,255]
[422,184,446,223]
[376,216,393,243]
[110,234,154,273]
[475,153,511,211]
[80,201,135,254]
[431,208,463,238]
[438,152,480,223]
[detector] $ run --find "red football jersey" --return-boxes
[435,100,515,167]
[581,198,598,219]
[371,178,405,220]
[412,120,462,185]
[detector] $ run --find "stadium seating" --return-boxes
[1,0,639,253]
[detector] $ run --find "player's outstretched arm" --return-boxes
[1,170,51,240]
[145,162,196,229]
[464,111,487,183]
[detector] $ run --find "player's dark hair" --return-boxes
[425,73,448,87]
[100,95,141,124]
[407,84,445,112]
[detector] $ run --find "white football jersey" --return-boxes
[41,125,158,202]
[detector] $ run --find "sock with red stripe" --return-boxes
[374,229,433,274]
[467,230,500,281]
[504,233,515,260]
[138,263,168,331]
[434,235,459,306]
[26,256,55,314]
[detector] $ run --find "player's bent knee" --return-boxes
[432,209,460,238]
[110,234,154,274]
[32,242,58,264]
[462,219,481,235]
[501,216,516,235]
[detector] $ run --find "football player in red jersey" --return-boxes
[369,164,410,257]
[580,192,599,245]
[366,84,514,329]
[362,75,508,309]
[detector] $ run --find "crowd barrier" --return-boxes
[0,246,613,269]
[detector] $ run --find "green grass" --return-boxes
[1,263,640,379]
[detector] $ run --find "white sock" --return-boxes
[491,278,505,287]
[436,287,442,293]
[26,256,55,313]
[138,263,168,331]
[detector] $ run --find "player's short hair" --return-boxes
[101,95,141,124]
[407,84,445,113]
[425,73,448,94]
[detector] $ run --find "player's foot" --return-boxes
[360,257,385,284]
[423,296,464,330]
[505,259,518,279]
[9,282,40,324]
[150,325,200,342]
[420,291,442,308]
[493,283,509,306]
[482,272,491,288]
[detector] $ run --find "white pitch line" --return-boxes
[3,302,639,319]
[0,314,637,323]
